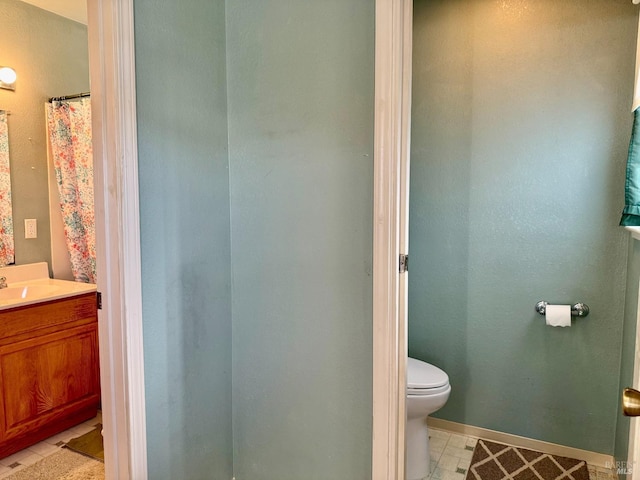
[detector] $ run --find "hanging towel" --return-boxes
[621,109,640,225]
[621,12,640,225]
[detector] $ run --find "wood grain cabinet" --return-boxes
[0,292,100,458]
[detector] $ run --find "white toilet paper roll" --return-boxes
[545,304,571,327]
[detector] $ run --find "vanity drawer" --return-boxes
[0,293,97,345]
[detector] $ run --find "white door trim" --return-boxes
[88,1,148,479]
[372,0,413,478]
[87,0,414,477]
[628,258,640,480]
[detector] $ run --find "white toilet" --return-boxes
[406,357,451,480]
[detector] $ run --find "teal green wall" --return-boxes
[226,1,374,478]
[135,1,233,478]
[135,0,374,477]
[409,0,633,454]
[616,238,640,462]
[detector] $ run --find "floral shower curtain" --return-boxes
[0,111,14,266]
[46,99,96,283]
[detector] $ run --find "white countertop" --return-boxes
[0,262,96,310]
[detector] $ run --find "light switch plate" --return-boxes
[24,219,37,239]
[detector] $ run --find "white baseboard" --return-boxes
[428,417,614,469]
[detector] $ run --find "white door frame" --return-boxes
[372,0,413,479]
[629,318,639,480]
[628,231,640,480]
[88,0,412,478]
[88,1,147,479]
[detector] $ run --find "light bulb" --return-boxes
[0,67,17,88]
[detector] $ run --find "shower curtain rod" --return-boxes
[48,92,90,103]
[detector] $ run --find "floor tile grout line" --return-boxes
[0,412,102,479]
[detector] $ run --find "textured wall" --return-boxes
[0,0,88,267]
[409,0,634,454]
[134,0,233,478]
[226,1,374,478]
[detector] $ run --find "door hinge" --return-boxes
[399,254,409,273]
[97,291,102,310]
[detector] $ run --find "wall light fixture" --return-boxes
[0,67,17,91]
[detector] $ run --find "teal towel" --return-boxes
[621,108,640,226]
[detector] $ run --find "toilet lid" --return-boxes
[407,357,449,390]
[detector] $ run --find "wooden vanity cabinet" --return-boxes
[0,292,100,458]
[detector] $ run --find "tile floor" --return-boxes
[427,427,618,480]
[0,411,101,479]
[0,419,619,480]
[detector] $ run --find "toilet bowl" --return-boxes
[406,357,451,480]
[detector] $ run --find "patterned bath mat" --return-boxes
[465,439,589,480]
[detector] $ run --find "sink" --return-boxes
[0,285,61,301]
[0,263,96,310]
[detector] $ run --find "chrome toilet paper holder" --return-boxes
[535,301,589,318]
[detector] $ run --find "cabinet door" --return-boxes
[0,324,99,439]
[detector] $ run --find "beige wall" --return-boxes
[0,0,89,268]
